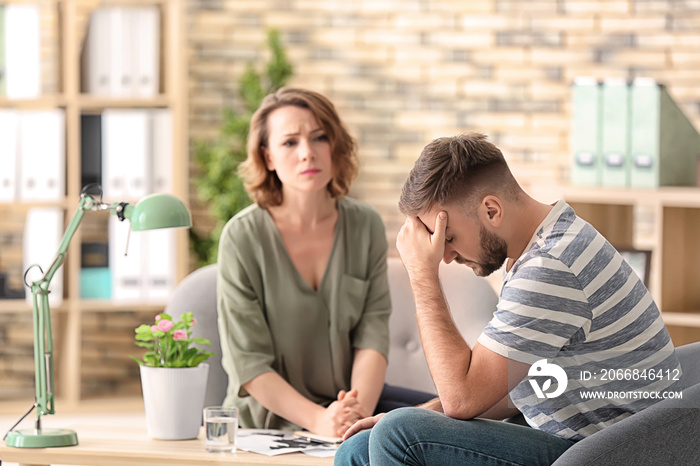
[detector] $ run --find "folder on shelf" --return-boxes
[143,228,176,302]
[82,8,112,96]
[82,6,160,97]
[570,77,603,186]
[151,109,173,193]
[102,109,151,200]
[4,3,40,99]
[109,216,144,302]
[629,78,700,188]
[18,110,66,202]
[80,240,110,299]
[132,6,160,97]
[81,114,103,188]
[600,79,630,188]
[23,207,64,307]
[0,110,18,201]
[108,7,128,97]
[0,4,6,96]
[81,267,112,299]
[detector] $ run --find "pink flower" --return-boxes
[192,318,197,325]
[155,315,162,322]
[173,329,187,341]
[151,325,158,332]
[157,320,174,332]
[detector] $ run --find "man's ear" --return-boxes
[481,196,503,227]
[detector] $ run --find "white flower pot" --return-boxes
[139,363,209,440]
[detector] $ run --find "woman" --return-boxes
[217,88,399,437]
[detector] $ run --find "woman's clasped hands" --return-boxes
[315,388,368,438]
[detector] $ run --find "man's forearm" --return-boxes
[409,271,473,416]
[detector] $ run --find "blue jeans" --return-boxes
[335,407,576,466]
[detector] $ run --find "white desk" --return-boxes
[0,412,333,466]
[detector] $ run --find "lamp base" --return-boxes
[5,427,78,448]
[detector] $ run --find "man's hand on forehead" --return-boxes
[418,217,435,235]
[396,211,448,280]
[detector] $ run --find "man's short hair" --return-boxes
[399,133,520,216]
[239,87,358,208]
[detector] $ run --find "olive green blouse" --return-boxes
[217,197,391,429]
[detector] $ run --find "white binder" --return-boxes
[151,109,173,193]
[102,109,151,200]
[143,228,175,302]
[82,8,112,95]
[109,215,144,302]
[108,7,128,97]
[23,207,64,307]
[0,110,18,201]
[4,4,40,98]
[18,110,65,201]
[133,6,160,97]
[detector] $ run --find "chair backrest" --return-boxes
[164,263,225,407]
[385,257,499,394]
[676,340,700,387]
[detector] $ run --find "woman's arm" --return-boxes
[244,372,363,437]
[350,347,387,418]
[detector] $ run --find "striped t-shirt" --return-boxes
[478,200,683,441]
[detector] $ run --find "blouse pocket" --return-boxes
[338,274,370,331]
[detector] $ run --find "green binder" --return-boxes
[0,5,5,96]
[600,79,630,187]
[629,78,700,188]
[571,78,602,186]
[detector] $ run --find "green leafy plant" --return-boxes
[191,29,293,265]
[132,312,214,368]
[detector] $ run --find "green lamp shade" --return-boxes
[128,193,192,231]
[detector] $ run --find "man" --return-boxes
[335,133,682,465]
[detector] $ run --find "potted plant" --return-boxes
[133,312,214,440]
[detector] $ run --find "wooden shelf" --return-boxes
[559,184,700,346]
[662,312,700,328]
[79,300,169,313]
[0,0,188,409]
[0,95,68,108]
[77,95,171,109]
[561,185,700,208]
[0,300,70,313]
[0,199,72,209]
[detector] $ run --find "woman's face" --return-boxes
[263,105,333,196]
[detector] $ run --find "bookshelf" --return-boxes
[0,0,188,412]
[552,185,700,347]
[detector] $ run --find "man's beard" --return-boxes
[455,225,508,277]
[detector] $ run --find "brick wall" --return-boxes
[187,0,700,258]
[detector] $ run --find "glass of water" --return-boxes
[203,406,238,452]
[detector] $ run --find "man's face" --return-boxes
[417,205,508,277]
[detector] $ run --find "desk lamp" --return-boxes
[4,188,192,448]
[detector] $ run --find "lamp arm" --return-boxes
[30,194,98,424]
[39,195,98,286]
